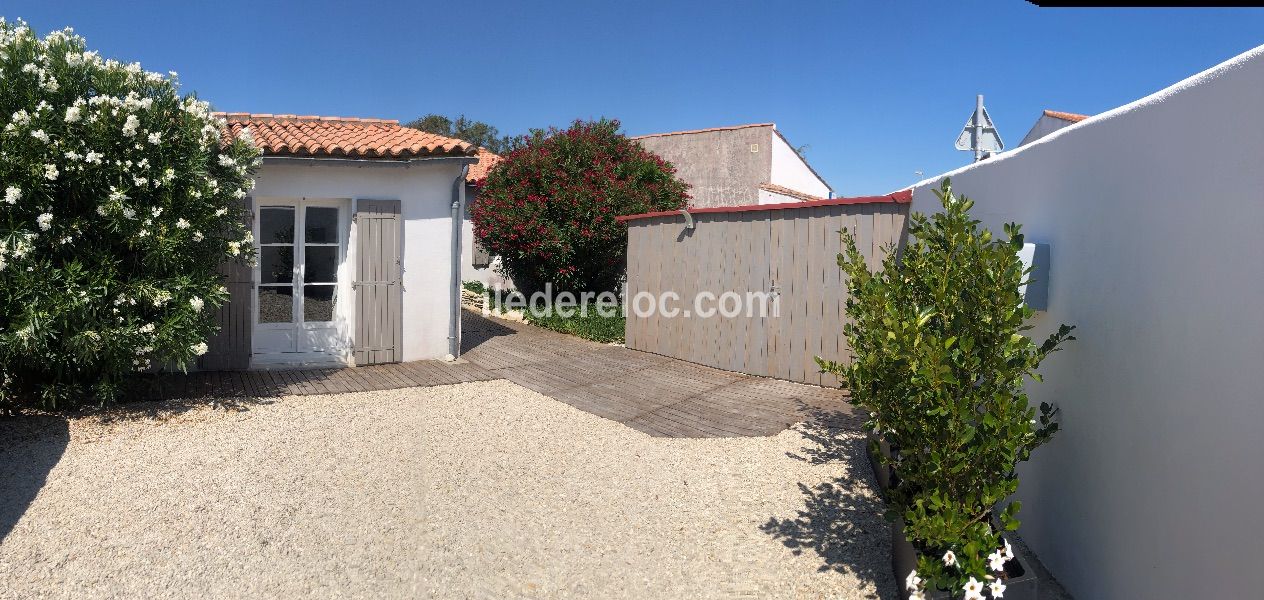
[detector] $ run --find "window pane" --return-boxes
[258,287,293,323]
[304,246,338,283]
[260,247,294,284]
[303,285,335,322]
[305,207,339,243]
[259,207,295,244]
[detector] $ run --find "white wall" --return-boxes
[906,46,1264,599]
[769,130,832,198]
[252,159,465,362]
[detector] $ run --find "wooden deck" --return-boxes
[141,311,860,438]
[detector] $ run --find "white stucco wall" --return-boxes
[905,46,1264,599]
[251,159,466,362]
[769,131,832,199]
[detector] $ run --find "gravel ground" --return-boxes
[0,380,895,600]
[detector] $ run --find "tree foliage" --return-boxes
[405,113,513,154]
[818,179,1075,597]
[472,119,689,293]
[0,20,258,411]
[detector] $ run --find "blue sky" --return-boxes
[9,1,1264,194]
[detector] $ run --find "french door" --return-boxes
[253,198,349,358]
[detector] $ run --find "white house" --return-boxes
[459,147,514,289]
[1017,109,1090,146]
[904,45,1264,599]
[199,113,478,370]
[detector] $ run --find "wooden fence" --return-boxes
[620,191,910,386]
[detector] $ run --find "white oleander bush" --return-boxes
[0,19,259,411]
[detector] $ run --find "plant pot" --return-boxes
[891,518,1038,600]
[866,431,894,493]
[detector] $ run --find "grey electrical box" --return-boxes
[1017,242,1050,311]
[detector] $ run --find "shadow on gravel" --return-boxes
[0,415,70,544]
[761,407,897,600]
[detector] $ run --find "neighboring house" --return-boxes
[1018,109,1091,146]
[632,123,833,208]
[460,147,514,289]
[202,113,478,370]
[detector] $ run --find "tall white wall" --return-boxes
[907,47,1264,599]
[769,131,832,198]
[252,160,464,362]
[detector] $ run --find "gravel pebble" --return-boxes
[0,380,895,599]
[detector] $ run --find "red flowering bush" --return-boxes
[472,119,689,293]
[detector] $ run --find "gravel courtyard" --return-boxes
[0,380,894,600]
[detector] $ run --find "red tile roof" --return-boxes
[632,122,775,140]
[466,147,501,183]
[758,182,825,202]
[217,113,477,159]
[1043,110,1090,123]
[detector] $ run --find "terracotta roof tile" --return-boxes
[1043,110,1090,123]
[466,147,501,183]
[217,112,476,160]
[759,182,825,202]
[632,122,775,140]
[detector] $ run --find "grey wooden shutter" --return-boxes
[471,238,491,268]
[199,197,254,371]
[353,199,402,365]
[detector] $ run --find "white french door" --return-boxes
[253,198,350,360]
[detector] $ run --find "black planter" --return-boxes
[891,518,1038,600]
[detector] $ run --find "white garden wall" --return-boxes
[907,46,1264,599]
[251,160,465,362]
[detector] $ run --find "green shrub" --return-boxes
[472,119,689,294]
[0,20,258,411]
[526,306,625,344]
[818,179,1074,598]
[461,280,487,295]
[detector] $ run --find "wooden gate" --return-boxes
[622,192,910,386]
[199,197,254,371]
[353,199,402,365]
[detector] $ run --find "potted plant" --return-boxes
[818,179,1075,599]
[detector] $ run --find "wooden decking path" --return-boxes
[142,311,860,438]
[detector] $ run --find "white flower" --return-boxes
[1002,539,1014,561]
[122,114,139,136]
[109,186,128,202]
[962,577,985,600]
[10,109,30,126]
[133,176,148,187]
[138,323,155,334]
[36,213,52,231]
[64,105,81,123]
[148,131,161,145]
[121,207,136,219]
[191,342,209,356]
[137,228,149,237]
[905,570,923,592]
[214,207,228,217]
[43,164,58,180]
[190,296,204,312]
[218,154,236,167]
[227,241,241,256]
[192,231,204,242]
[151,206,163,217]
[942,550,957,567]
[4,186,20,204]
[990,580,1006,598]
[988,550,1007,572]
[176,218,190,229]
[242,231,253,243]
[85,150,102,164]
[30,129,49,143]
[232,188,247,199]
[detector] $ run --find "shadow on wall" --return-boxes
[0,415,70,543]
[761,407,898,600]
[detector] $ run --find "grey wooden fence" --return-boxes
[622,192,910,386]
[199,197,254,371]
